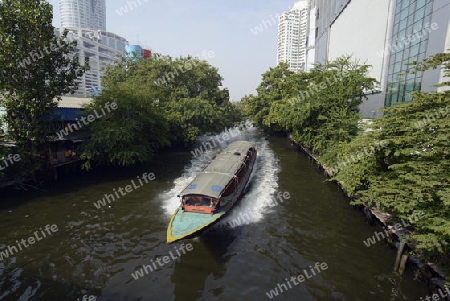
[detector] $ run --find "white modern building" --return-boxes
[57,0,130,96]
[314,0,450,118]
[277,1,309,72]
[59,0,106,31]
[57,28,128,97]
[305,0,316,71]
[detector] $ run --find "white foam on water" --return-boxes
[161,137,224,215]
[217,139,280,228]
[161,125,280,229]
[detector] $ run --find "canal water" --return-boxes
[0,127,429,300]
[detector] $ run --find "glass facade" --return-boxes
[384,0,434,107]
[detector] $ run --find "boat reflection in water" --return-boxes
[167,141,257,243]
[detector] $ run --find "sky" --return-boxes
[46,0,297,101]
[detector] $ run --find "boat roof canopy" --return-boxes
[179,141,255,199]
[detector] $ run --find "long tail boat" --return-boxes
[167,141,257,243]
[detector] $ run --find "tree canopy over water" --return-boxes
[0,0,88,181]
[242,52,450,266]
[80,54,240,169]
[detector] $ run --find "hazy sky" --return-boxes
[46,0,296,101]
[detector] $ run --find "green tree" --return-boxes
[0,0,88,179]
[0,113,6,179]
[80,85,169,170]
[241,62,295,129]
[81,53,238,168]
[287,56,377,156]
[241,56,377,155]
[332,51,450,262]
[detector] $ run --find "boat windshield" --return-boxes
[184,195,211,206]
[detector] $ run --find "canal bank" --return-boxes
[292,140,450,300]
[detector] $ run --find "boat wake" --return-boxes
[161,125,280,229]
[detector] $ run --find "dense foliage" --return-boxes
[81,54,240,169]
[0,115,6,179]
[241,56,378,156]
[0,0,88,179]
[328,52,450,262]
[243,52,450,264]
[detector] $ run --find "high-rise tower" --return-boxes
[277,1,309,72]
[59,0,106,31]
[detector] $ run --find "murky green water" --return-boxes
[0,128,429,300]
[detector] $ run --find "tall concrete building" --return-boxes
[313,0,450,118]
[59,0,106,31]
[57,0,132,96]
[277,1,309,72]
[57,28,127,97]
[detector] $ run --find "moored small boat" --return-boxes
[167,141,257,243]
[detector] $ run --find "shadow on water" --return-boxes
[0,146,194,301]
[170,236,233,301]
[0,148,192,211]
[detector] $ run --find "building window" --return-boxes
[384,0,433,107]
